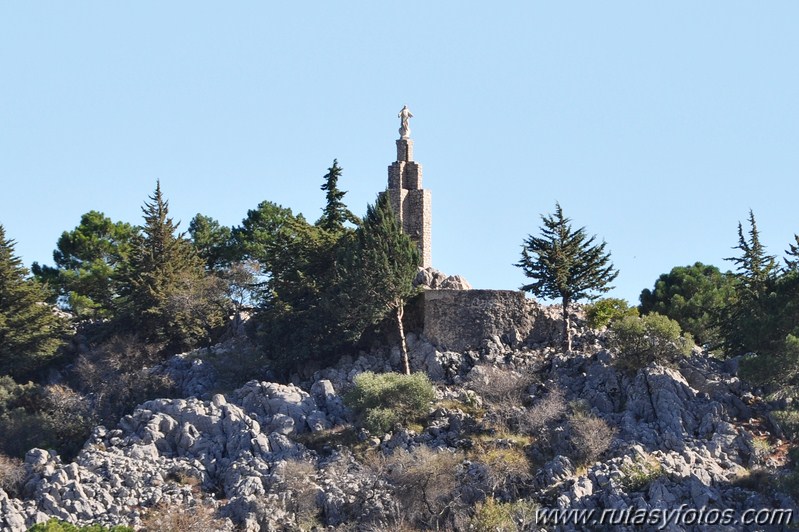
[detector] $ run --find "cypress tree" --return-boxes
[721,211,779,355]
[0,225,68,378]
[336,193,419,373]
[785,234,799,272]
[516,202,618,352]
[121,182,224,350]
[317,159,358,233]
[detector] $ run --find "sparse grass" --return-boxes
[752,437,774,459]
[436,398,486,419]
[470,497,539,532]
[619,455,663,492]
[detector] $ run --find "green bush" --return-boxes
[768,408,799,440]
[739,334,799,388]
[585,298,638,329]
[609,313,694,371]
[27,518,134,531]
[0,378,95,460]
[344,372,434,434]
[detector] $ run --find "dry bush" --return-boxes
[569,412,615,466]
[468,365,532,406]
[467,365,533,431]
[73,334,175,426]
[272,458,321,529]
[39,384,96,459]
[0,454,25,496]
[376,446,466,530]
[0,377,94,460]
[518,386,567,434]
[140,499,228,531]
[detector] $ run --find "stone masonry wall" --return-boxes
[421,289,534,351]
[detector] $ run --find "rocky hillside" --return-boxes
[0,309,796,531]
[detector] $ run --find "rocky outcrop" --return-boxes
[413,267,472,290]
[1,312,796,531]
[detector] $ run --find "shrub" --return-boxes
[518,386,567,434]
[609,313,694,371]
[467,365,533,432]
[585,298,638,329]
[72,334,175,426]
[27,519,134,531]
[270,458,321,529]
[739,334,799,388]
[139,500,228,532]
[770,408,799,440]
[0,378,94,460]
[0,454,25,496]
[618,455,663,492]
[569,412,615,466]
[470,497,538,532]
[344,372,434,434]
[379,446,465,529]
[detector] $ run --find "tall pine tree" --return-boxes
[0,225,69,379]
[516,202,618,352]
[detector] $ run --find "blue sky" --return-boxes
[1,2,798,304]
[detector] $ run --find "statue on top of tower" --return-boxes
[398,105,413,139]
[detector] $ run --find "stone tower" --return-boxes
[387,106,432,268]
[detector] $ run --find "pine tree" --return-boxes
[121,182,224,350]
[516,202,618,352]
[188,214,234,271]
[335,193,419,373]
[32,211,136,320]
[0,225,68,378]
[317,159,358,233]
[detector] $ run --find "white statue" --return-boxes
[398,105,413,139]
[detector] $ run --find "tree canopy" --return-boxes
[334,192,419,373]
[119,182,225,351]
[639,262,735,348]
[32,211,136,320]
[516,202,618,352]
[0,225,69,379]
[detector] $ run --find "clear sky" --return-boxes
[1,2,798,304]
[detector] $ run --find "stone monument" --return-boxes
[387,106,432,268]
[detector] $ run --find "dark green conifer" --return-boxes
[336,193,419,373]
[317,159,358,233]
[121,182,224,350]
[516,202,618,352]
[0,225,68,378]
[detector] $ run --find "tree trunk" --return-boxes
[396,303,411,375]
[562,297,572,353]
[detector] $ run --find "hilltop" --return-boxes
[1,272,796,531]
